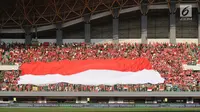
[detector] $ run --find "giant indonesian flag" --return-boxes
[18,58,164,85]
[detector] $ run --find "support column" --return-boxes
[24,27,32,45]
[140,2,148,44]
[31,26,39,45]
[56,23,63,45]
[198,14,200,44]
[141,15,147,44]
[35,26,38,40]
[198,2,200,44]
[0,29,1,43]
[170,14,176,44]
[169,0,177,44]
[112,8,119,43]
[84,14,91,44]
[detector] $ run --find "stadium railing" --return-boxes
[0,103,199,108]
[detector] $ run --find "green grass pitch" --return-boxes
[1,108,200,112]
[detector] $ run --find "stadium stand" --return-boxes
[1,0,200,105]
[0,42,200,92]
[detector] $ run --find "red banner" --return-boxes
[20,58,152,76]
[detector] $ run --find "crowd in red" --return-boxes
[0,42,200,92]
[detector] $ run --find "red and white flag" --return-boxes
[18,58,164,85]
[147,87,153,92]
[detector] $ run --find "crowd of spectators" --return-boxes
[0,42,200,92]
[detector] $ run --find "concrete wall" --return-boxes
[119,39,141,43]
[147,39,169,43]
[63,39,84,43]
[37,39,56,43]
[176,9,198,38]
[91,39,113,44]
[63,23,85,39]
[1,39,25,43]
[176,38,198,44]
[119,12,141,39]
[1,38,198,44]
[91,16,112,39]
[147,10,169,38]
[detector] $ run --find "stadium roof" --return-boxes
[0,0,197,29]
